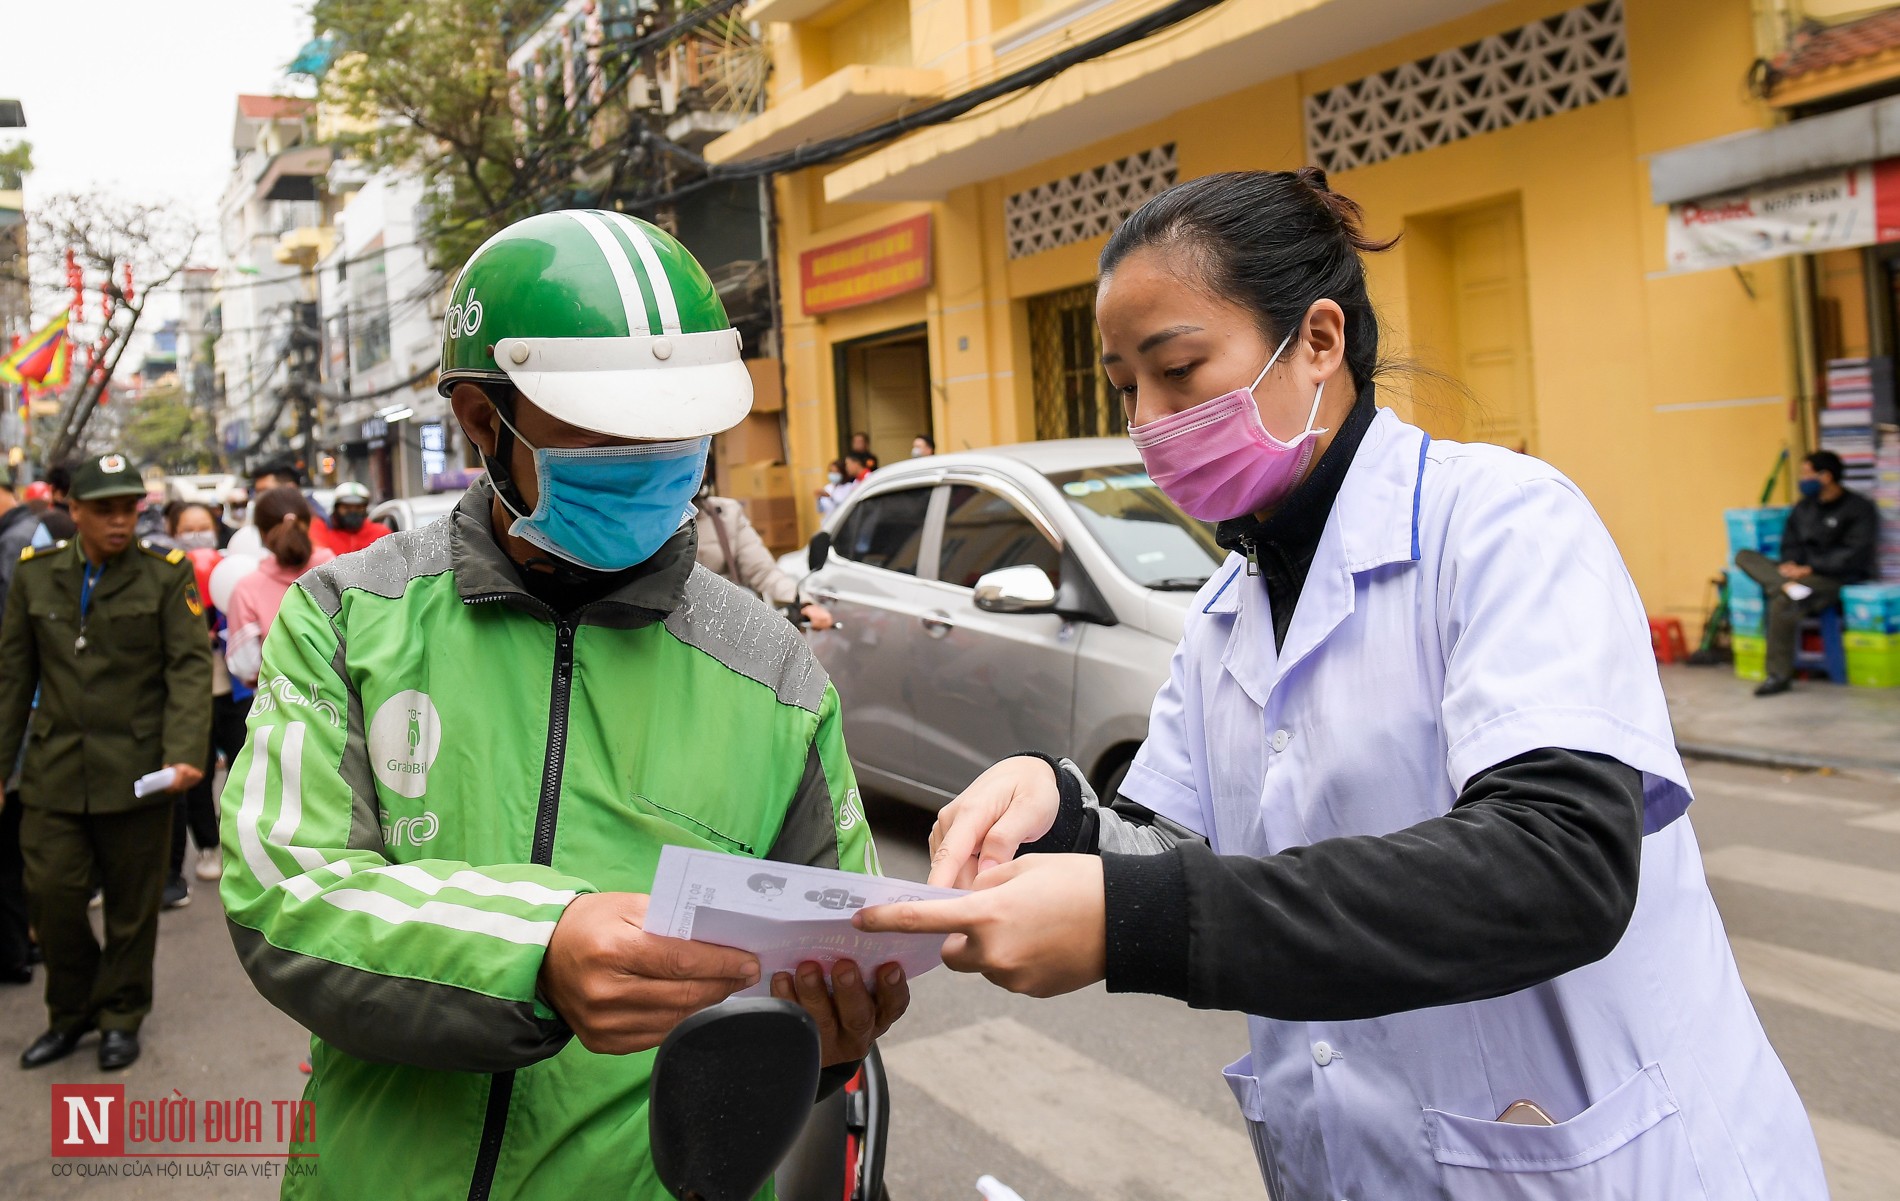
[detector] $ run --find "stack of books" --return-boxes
[1823,358,1880,491]
[1877,427,1900,583]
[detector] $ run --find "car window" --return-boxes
[833,487,931,575]
[1045,465,1222,589]
[937,485,1061,589]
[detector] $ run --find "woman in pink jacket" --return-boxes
[224,486,334,686]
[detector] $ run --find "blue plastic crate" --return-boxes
[1841,583,1900,633]
[1729,595,1766,635]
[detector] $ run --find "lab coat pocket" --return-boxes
[1222,1054,1284,1198]
[1424,1064,1707,1201]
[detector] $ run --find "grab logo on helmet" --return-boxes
[435,209,754,441]
[445,288,483,340]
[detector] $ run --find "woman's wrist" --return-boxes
[1011,753,1092,855]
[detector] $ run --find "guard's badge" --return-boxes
[100,454,127,474]
[166,547,184,564]
[185,585,204,617]
[17,546,32,561]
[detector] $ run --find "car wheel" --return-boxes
[1099,756,1132,804]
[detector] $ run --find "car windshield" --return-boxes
[1045,465,1223,590]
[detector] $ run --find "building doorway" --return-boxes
[1028,283,1122,440]
[835,326,931,468]
[1404,196,1538,451]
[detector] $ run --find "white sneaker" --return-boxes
[88,890,102,910]
[195,848,222,882]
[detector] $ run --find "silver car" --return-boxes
[370,491,465,533]
[789,439,1224,808]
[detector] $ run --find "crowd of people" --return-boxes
[0,455,391,1070]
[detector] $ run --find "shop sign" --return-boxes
[799,215,931,314]
[420,422,447,479]
[1666,160,1900,273]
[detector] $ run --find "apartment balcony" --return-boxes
[253,145,333,203]
[704,64,942,165]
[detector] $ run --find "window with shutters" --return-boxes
[1028,283,1121,441]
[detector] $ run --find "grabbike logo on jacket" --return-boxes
[219,485,875,1201]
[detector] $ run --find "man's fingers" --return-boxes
[872,964,910,1034]
[854,895,982,935]
[634,931,760,984]
[790,963,837,1038]
[830,961,876,1040]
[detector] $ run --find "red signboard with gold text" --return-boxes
[799,215,932,314]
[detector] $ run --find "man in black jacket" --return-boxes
[1736,450,1880,696]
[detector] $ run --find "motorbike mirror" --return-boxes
[807,531,831,573]
[650,999,822,1201]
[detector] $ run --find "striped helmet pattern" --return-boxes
[438,210,731,385]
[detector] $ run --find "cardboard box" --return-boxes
[1725,507,1791,561]
[1844,630,1900,687]
[724,463,792,500]
[1726,567,1764,605]
[1732,634,1767,682]
[716,410,785,470]
[1841,584,1900,633]
[1729,596,1765,636]
[741,495,800,555]
[745,358,784,413]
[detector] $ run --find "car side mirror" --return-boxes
[808,531,831,573]
[973,564,1058,614]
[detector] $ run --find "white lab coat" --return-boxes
[1123,408,1825,1200]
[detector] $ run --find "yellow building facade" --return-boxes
[709,0,1807,619]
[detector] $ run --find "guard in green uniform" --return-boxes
[0,451,212,1071]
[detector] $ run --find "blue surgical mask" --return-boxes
[494,410,710,572]
[1798,478,1823,499]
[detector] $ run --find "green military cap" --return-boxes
[70,451,147,501]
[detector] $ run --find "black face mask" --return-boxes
[333,509,367,532]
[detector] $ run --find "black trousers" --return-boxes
[0,792,29,971]
[22,802,173,1034]
[1734,550,1845,679]
[169,693,247,881]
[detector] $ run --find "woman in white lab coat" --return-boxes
[857,169,1826,1200]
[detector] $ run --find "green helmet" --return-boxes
[437,210,751,439]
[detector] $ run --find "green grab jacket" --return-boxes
[220,484,878,1201]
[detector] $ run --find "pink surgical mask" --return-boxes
[1127,327,1328,521]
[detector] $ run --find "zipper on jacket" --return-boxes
[467,611,579,1201]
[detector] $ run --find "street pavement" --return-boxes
[1,757,1897,1200]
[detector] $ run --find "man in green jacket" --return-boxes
[0,451,212,1070]
[223,211,906,1200]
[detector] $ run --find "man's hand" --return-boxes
[1778,562,1813,580]
[539,892,760,1055]
[856,856,1106,999]
[770,959,909,1066]
[926,756,1063,889]
[165,764,205,793]
[800,603,836,631]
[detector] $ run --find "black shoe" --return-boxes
[24,943,40,965]
[161,878,190,909]
[20,1024,93,1069]
[0,964,30,985]
[1754,676,1794,697]
[97,1030,140,1071]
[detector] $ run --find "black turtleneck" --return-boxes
[1214,390,1377,650]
